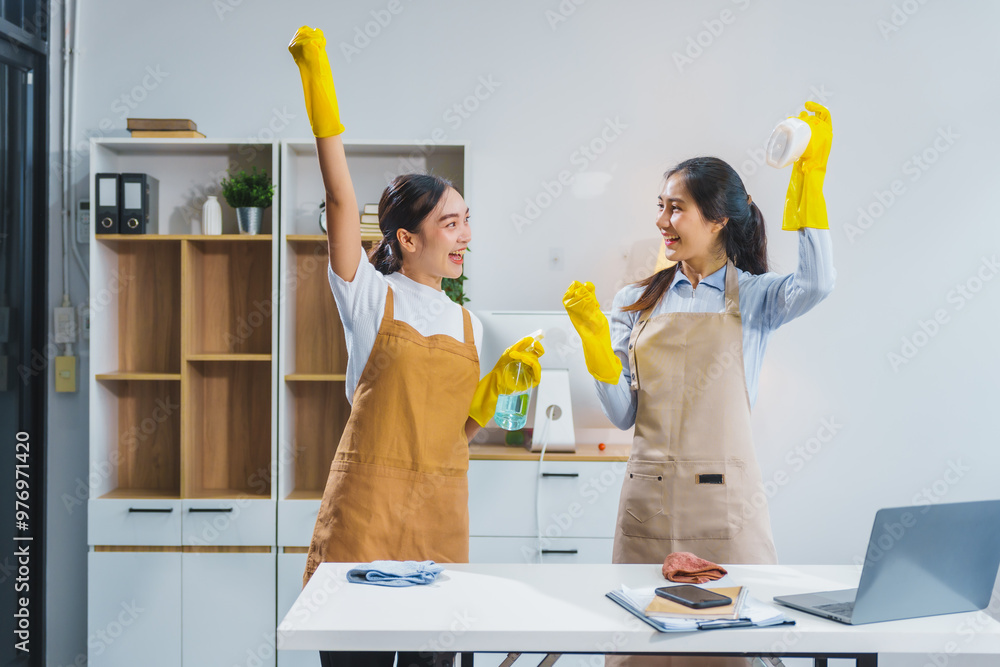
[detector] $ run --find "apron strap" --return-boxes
[461,307,474,345]
[723,260,740,316]
[379,286,396,332]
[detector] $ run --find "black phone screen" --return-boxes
[654,585,732,609]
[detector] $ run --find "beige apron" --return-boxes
[610,261,776,667]
[304,287,479,585]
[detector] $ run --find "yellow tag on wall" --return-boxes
[55,356,76,393]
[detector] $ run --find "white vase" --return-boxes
[202,195,223,235]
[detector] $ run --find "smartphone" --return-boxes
[654,585,732,609]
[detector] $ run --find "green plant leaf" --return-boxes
[220,166,274,209]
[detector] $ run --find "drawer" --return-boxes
[88,499,182,546]
[469,460,625,538]
[277,499,321,547]
[470,536,614,564]
[182,499,276,546]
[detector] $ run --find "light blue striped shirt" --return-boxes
[595,228,836,429]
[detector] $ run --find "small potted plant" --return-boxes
[220,166,274,235]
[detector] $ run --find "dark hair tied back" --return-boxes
[624,156,769,312]
[368,173,454,275]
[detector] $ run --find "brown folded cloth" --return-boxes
[662,551,728,583]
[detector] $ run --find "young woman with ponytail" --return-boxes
[564,105,835,667]
[288,25,542,667]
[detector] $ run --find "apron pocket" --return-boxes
[665,459,744,541]
[620,461,667,538]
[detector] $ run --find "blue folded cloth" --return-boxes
[346,560,444,587]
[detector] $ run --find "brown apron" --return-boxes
[610,261,776,667]
[303,287,479,586]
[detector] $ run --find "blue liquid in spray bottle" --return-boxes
[493,330,544,431]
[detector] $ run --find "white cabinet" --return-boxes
[470,536,614,564]
[468,460,625,543]
[181,499,277,547]
[467,456,623,667]
[277,552,320,667]
[88,499,183,546]
[182,552,277,667]
[87,551,182,667]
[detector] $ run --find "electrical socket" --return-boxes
[54,307,77,344]
[77,201,90,245]
[80,302,90,341]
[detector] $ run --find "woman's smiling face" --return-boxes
[656,173,726,264]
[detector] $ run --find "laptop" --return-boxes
[774,499,1000,624]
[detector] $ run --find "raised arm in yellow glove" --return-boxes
[562,281,622,384]
[469,337,545,428]
[782,101,833,231]
[288,26,345,138]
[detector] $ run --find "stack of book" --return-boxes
[606,582,793,632]
[128,118,205,138]
[360,203,380,237]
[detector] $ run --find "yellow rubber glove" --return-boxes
[288,26,345,138]
[562,281,622,384]
[782,101,833,231]
[469,337,545,428]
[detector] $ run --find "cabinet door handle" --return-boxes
[541,472,579,478]
[541,549,579,555]
[128,507,174,513]
[187,507,234,513]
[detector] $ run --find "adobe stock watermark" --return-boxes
[672,0,753,73]
[18,269,134,383]
[339,0,416,63]
[745,416,843,521]
[736,85,834,179]
[52,65,170,184]
[854,459,968,570]
[545,0,588,31]
[844,126,958,244]
[877,0,932,40]
[87,600,144,659]
[61,391,180,514]
[385,74,501,180]
[511,117,628,234]
[887,254,999,372]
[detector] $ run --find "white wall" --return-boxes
[49,0,1000,664]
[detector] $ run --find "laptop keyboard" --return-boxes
[816,601,855,618]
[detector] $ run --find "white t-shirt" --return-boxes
[327,248,483,403]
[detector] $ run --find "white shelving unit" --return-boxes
[88,138,280,667]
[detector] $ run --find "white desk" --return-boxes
[278,564,1000,666]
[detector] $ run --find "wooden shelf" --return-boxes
[113,239,181,373]
[97,372,181,381]
[98,234,272,242]
[99,488,181,500]
[183,238,272,355]
[287,233,381,243]
[183,489,272,500]
[284,490,322,501]
[187,354,271,362]
[288,241,347,374]
[284,373,346,382]
[469,443,632,462]
[287,382,351,495]
[103,379,182,495]
[184,360,272,497]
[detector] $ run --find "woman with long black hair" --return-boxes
[564,104,835,666]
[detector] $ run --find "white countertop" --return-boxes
[278,563,1000,656]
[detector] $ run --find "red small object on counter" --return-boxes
[598,443,606,451]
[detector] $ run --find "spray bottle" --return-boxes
[765,116,812,169]
[494,329,545,431]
